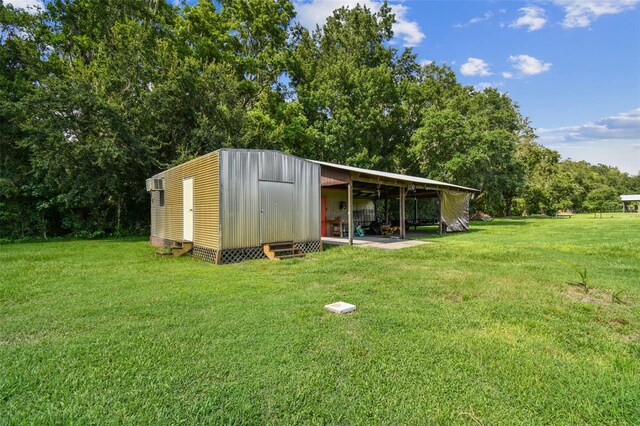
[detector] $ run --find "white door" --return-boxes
[183,178,194,241]
[259,181,294,244]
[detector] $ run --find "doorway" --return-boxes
[183,177,194,241]
[259,181,294,243]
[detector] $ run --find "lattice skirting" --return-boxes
[192,246,218,263]
[219,246,267,264]
[294,240,322,254]
[152,238,322,264]
[217,241,322,265]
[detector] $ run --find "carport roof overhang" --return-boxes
[310,160,480,193]
[621,194,640,202]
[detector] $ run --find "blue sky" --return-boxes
[9,0,640,174]
[296,0,640,174]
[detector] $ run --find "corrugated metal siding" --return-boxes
[258,151,295,182]
[219,150,261,249]
[259,181,294,243]
[149,151,219,249]
[219,150,320,249]
[293,159,321,242]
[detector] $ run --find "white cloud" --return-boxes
[537,109,640,174]
[390,3,425,47]
[475,82,503,91]
[539,109,640,141]
[510,6,547,31]
[454,11,493,28]
[470,12,492,24]
[294,0,425,47]
[460,57,492,77]
[502,72,514,79]
[508,54,552,75]
[420,59,433,67]
[4,0,44,12]
[552,0,640,28]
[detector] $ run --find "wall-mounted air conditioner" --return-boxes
[146,178,164,191]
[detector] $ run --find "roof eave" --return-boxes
[311,159,480,192]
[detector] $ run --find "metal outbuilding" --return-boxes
[147,149,477,264]
[621,194,640,212]
[147,149,321,264]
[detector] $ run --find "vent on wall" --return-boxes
[146,178,164,191]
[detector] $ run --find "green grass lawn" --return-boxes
[1,214,639,424]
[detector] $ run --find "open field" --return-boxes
[1,214,639,424]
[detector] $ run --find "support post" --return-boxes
[373,198,378,220]
[348,178,354,246]
[399,186,406,239]
[414,198,418,231]
[384,192,389,224]
[438,191,443,235]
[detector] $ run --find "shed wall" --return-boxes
[293,159,321,242]
[219,150,320,249]
[322,189,373,222]
[150,151,219,249]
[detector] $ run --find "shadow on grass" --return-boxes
[101,236,149,244]
[472,219,531,227]
[0,235,148,246]
[410,227,483,235]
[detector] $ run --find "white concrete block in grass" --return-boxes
[324,301,356,314]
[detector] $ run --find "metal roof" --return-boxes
[310,160,480,192]
[151,149,479,193]
[621,194,640,201]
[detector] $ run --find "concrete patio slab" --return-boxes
[322,236,431,250]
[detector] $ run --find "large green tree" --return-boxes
[584,186,620,217]
[1,3,58,237]
[512,139,577,215]
[408,78,531,215]
[289,3,411,169]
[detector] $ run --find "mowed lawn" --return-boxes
[1,215,639,424]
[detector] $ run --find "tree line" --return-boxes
[1,0,638,239]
